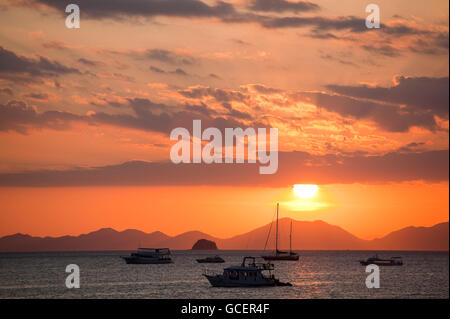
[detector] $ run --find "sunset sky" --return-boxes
[0,0,448,240]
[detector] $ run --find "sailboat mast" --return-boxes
[290,221,292,253]
[275,203,279,252]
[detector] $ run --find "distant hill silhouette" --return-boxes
[367,222,449,251]
[219,219,366,250]
[0,219,447,252]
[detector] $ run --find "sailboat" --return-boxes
[262,203,299,261]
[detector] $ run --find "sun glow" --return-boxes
[293,184,318,199]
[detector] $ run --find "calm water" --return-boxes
[0,250,448,299]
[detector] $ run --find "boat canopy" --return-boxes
[136,248,171,255]
[138,248,170,252]
[222,257,275,271]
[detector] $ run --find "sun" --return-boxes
[293,184,318,199]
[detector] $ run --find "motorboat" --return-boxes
[359,255,403,266]
[203,256,292,287]
[121,248,173,264]
[196,255,225,263]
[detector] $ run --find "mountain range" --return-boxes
[0,218,448,252]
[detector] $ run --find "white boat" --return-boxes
[121,248,173,264]
[203,256,292,287]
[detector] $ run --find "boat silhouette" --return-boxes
[203,256,292,287]
[262,203,299,261]
[196,255,225,263]
[121,248,173,264]
[359,254,403,266]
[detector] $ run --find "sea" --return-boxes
[0,250,448,299]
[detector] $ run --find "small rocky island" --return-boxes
[192,239,218,250]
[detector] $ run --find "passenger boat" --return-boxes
[203,256,292,287]
[121,248,173,264]
[359,255,403,266]
[262,203,299,261]
[196,255,225,263]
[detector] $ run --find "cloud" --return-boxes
[10,1,425,33]
[260,15,368,31]
[20,0,237,20]
[12,1,449,58]
[149,65,189,76]
[172,68,188,76]
[396,142,427,154]
[184,102,218,116]
[41,40,71,50]
[231,39,252,46]
[319,53,358,67]
[295,91,438,132]
[107,72,135,82]
[23,92,50,100]
[78,58,101,67]
[178,86,248,102]
[248,84,282,94]
[360,44,401,57]
[247,0,319,13]
[326,76,449,118]
[0,46,80,81]
[120,97,165,110]
[0,88,13,96]
[0,150,447,186]
[261,16,447,57]
[307,31,339,39]
[149,65,166,73]
[208,73,221,79]
[0,100,81,134]
[1,73,446,136]
[144,49,196,65]
[228,108,253,120]
[0,97,256,135]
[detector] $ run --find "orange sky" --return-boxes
[0,0,448,239]
[0,182,448,240]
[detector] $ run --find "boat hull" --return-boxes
[360,261,402,266]
[203,274,283,287]
[196,259,225,263]
[262,255,299,261]
[121,256,173,264]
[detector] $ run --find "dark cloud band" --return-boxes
[0,150,447,186]
[0,46,80,80]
